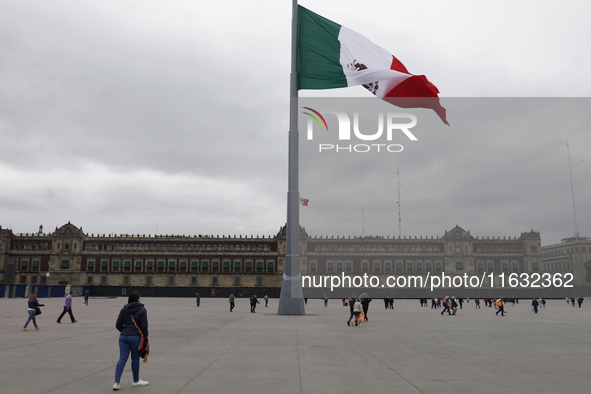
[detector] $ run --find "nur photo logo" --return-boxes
[301,107,418,153]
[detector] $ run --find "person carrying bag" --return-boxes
[113,292,149,390]
[23,292,43,331]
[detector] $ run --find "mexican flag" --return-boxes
[298,5,448,125]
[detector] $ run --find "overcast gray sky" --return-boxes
[1,0,590,245]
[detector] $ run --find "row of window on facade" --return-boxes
[312,244,527,254]
[308,261,534,273]
[17,275,266,286]
[544,261,571,271]
[85,243,271,252]
[314,244,442,253]
[542,247,587,258]
[17,259,276,273]
[475,245,523,253]
[86,260,275,273]
[85,275,266,286]
[12,243,50,251]
[18,275,47,284]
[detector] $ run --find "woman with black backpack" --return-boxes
[113,291,149,390]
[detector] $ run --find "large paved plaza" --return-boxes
[0,296,589,394]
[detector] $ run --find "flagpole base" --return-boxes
[277,273,305,315]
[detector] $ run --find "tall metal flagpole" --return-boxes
[278,0,305,315]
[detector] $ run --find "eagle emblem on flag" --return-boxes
[347,60,380,94]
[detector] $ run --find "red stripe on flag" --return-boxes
[384,74,448,125]
[384,55,448,125]
[389,55,410,74]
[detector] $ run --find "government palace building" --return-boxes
[1,222,589,297]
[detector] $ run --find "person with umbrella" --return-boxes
[358,292,372,322]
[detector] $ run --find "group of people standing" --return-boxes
[383,298,394,309]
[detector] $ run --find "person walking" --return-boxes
[353,298,363,326]
[264,294,269,307]
[113,291,149,390]
[56,291,77,323]
[324,296,328,307]
[441,296,452,316]
[250,295,260,313]
[84,290,90,306]
[229,294,235,312]
[347,297,356,326]
[195,292,201,307]
[361,297,371,321]
[23,292,43,331]
[495,298,505,316]
[451,297,458,315]
[475,299,481,309]
[532,298,539,313]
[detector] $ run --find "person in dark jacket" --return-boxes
[361,298,372,321]
[441,296,452,315]
[23,292,44,331]
[250,295,260,312]
[450,297,458,315]
[532,298,539,313]
[113,292,149,390]
[347,297,357,326]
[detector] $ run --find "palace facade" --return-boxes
[0,223,283,290]
[301,225,543,289]
[541,236,591,286]
[0,222,550,293]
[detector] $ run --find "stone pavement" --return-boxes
[0,296,589,394]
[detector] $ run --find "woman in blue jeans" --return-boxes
[113,291,149,390]
[23,292,43,331]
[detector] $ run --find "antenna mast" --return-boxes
[567,141,579,238]
[362,207,365,237]
[397,163,402,238]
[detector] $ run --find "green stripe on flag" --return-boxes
[297,6,347,89]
